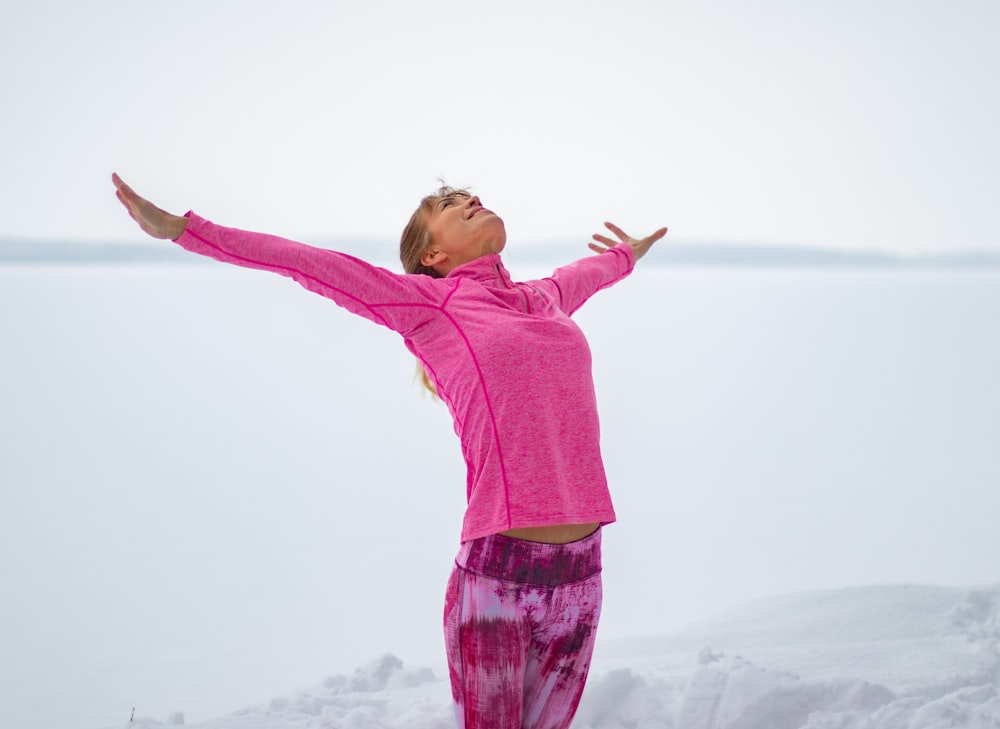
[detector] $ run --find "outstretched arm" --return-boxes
[109,173,446,335]
[112,173,188,240]
[589,221,668,262]
[526,221,668,315]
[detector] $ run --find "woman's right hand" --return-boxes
[112,173,189,240]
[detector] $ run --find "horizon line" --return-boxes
[1,237,998,270]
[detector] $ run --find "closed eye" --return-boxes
[438,192,470,210]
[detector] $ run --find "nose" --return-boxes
[464,196,483,219]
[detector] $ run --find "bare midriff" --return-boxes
[499,522,600,544]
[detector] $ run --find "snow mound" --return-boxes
[576,648,1000,729]
[599,584,1000,693]
[948,586,1000,644]
[120,585,1000,729]
[127,655,451,729]
[582,584,1000,729]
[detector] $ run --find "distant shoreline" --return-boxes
[2,239,998,270]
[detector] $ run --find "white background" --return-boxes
[1,0,998,254]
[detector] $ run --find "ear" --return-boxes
[420,248,447,268]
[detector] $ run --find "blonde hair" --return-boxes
[399,184,472,397]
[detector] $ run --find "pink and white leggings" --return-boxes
[443,528,603,729]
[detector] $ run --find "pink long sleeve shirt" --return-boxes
[175,214,635,541]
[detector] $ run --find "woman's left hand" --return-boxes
[589,222,668,262]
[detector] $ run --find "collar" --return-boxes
[445,254,514,287]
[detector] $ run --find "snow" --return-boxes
[2,262,998,729]
[114,585,1000,729]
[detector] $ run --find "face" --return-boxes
[421,191,506,275]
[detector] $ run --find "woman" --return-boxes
[112,172,666,729]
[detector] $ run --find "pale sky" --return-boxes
[2,0,998,254]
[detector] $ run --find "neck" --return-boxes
[434,247,501,277]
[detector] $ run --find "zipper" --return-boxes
[496,262,532,313]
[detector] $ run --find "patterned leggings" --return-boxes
[443,528,603,729]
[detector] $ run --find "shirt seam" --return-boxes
[183,226,397,328]
[441,306,513,528]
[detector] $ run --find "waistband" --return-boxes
[455,528,602,587]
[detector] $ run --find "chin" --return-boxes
[493,220,507,254]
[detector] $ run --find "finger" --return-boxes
[591,234,617,247]
[587,243,608,254]
[115,189,143,220]
[115,188,145,223]
[113,175,146,209]
[604,222,628,241]
[112,172,132,197]
[115,189,134,214]
[117,196,141,225]
[115,180,136,205]
[644,227,668,243]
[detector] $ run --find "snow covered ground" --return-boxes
[118,584,1000,729]
[2,259,998,729]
